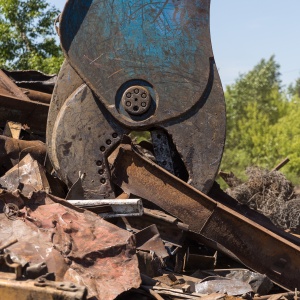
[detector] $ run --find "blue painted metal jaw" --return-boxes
[47,0,226,198]
[59,0,215,126]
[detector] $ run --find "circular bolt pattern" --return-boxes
[121,85,151,115]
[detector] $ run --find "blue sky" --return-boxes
[50,0,300,88]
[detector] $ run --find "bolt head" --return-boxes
[121,85,151,115]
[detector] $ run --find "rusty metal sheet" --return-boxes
[0,70,30,101]
[0,191,141,300]
[2,69,57,94]
[0,154,50,196]
[124,208,188,247]
[135,224,169,259]
[109,143,300,290]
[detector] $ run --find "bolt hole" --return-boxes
[126,101,131,107]
[100,146,106,152]
[106,139,112,145]
[141,102,146,107]
[134,88,139,94]
[98,169,104,175]
[112,133,118,138]
[141,93,147,98]
[100,178,106,184]
[96,160,102,166]
[133,106,139,111]
[126,92,132,98]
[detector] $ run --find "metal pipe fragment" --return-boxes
[20,88,52,104]
[67,199,143,218]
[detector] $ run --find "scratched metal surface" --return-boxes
[51,84,128,199]
[59,0,215,127]
[46,60,84,172]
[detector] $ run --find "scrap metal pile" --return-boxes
[1,0,300,299]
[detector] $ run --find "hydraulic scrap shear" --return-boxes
[47,0,226,199]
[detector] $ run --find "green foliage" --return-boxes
[221,56,300,185]
[0,0,63,74]
[272,94,300,182]
[288,78,300,98]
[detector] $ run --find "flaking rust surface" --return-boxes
[0,192,141,300]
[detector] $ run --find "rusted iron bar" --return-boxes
[0,277,87,300]
[0,239,18,252]
[109,144,300,291]
[0,135,46,175]
[272,157,290,172]
[20,88,52,104]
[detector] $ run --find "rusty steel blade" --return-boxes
[109,143,300,291]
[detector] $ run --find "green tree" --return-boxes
[221,56,289,180]
[288,78,300,98]
[272,93,300,183]
[0,0,63,74]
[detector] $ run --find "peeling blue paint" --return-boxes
[60,0,213,122]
